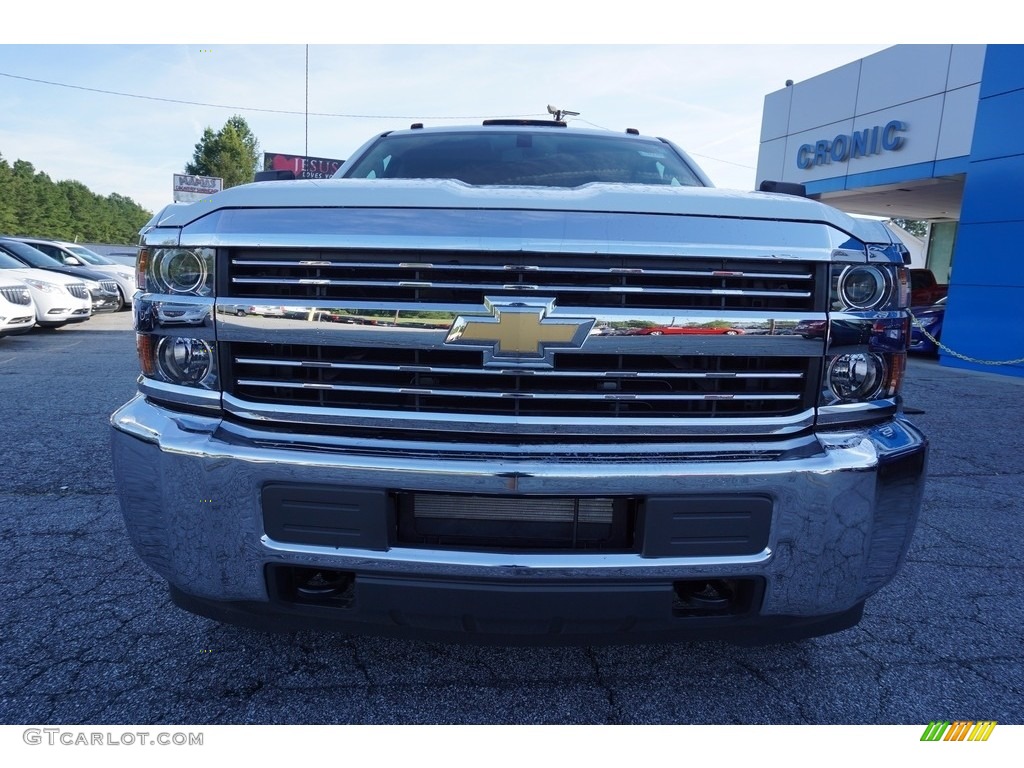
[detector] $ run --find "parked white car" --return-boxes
[0,277,37,338]
[15,238,137,310]
[0,250,91,329]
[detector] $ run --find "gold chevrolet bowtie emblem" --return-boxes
[446,298,594,365]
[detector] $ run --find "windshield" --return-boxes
[68,245,115,265]
[0,251,29,269]
[342,130,705,188]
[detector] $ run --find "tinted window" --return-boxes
[0,251,28,269]
[68,245,114,265]
[34,244,61,259]
[0,240,62,268]
[343,131,704,188]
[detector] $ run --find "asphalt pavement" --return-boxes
[0,311,1021,725]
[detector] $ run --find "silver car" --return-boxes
[15,238,136,311]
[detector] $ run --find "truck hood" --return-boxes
[147,178,895,245]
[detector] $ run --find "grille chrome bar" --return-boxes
[232,258,813,281]
[0,287,31,305]
[232,276,811,300]
[67,284,88,299]
[233,356,806,381]
[228,251,821,312]
[236,379,801,402]
[226,341,815,422]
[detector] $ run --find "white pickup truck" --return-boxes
[111,121,927,644]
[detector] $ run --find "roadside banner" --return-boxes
[263,152,344,179]
[173,174,223,202]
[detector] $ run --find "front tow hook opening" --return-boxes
[672,578,760,618]
[270,566,356,609]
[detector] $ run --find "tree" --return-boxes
[185,115,261,189]
[0,150,150,243]
[889,218,929,239]
[0,154,17,233]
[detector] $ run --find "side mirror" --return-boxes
[65,256,83,266]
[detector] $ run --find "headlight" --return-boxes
[827,353,885,401]
[821,259,909,418]
[23,279,58,293]
[156,337,214,385]
[138,248,214,296]
[836,265,889,309]
[831,264,908,311]
[138,334,218,388]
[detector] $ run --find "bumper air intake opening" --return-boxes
[269,566,356,609]
[395,492,637,551]
[672,578,761,618]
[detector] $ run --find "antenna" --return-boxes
[546,104,580,122]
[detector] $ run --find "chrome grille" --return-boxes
[229,251,820,312]
[227,342,815,419]
[67,284,88,299]
[100,280,118,293]
[0,286,31,305]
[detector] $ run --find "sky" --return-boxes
[0,4,1002,217]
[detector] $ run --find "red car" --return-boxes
[909,269,948,306]
[627,326,744,336]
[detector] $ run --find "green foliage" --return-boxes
[0,152,152,244]
[889,218,929,239]
[185,114,261,188]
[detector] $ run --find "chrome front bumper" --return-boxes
[110,396,927,642]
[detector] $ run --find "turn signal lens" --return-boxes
[136,334,156,377]
[136,248,149,293]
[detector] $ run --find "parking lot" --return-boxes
[1,311,1022,725]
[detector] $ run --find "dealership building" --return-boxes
[756,44,1024,377]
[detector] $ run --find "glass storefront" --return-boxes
[926,221,957,285]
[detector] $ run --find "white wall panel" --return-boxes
[856,45,951,115]
[855,98,944,169]
[760,88,793,142]
[937,84,981,160]
[782,119,854,184]
[947,44,986,90]
[754,137,787,187]
[757,45,983,189]
[783,97,944,184]
[788,62,861,134]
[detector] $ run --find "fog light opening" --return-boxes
[155,336,213,385]
[828,352,885,401]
